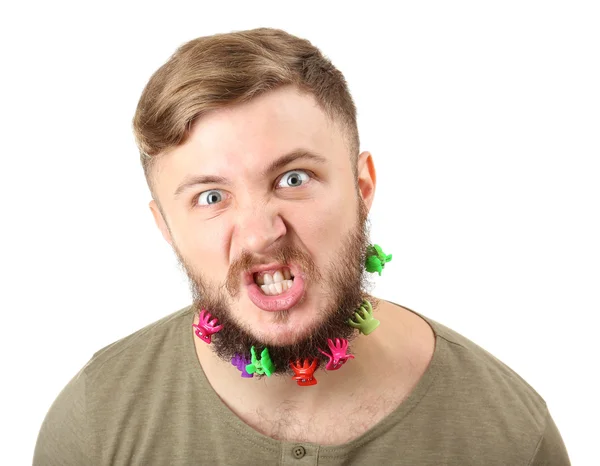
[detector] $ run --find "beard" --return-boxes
[174,196,376,376]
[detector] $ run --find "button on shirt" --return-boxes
[292,445,306,459]
[283,444,315,464]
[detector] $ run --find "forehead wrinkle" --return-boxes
[170,91,336,199]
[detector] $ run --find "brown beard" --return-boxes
[174,197,377,376]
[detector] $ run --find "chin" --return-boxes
[255,329,307,347]
[244,307,323,347]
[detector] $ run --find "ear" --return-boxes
[356,151,376,212]
[149,200,173,246]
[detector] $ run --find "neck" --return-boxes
[192,300,420,411]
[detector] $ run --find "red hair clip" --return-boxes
[290,358,319,386]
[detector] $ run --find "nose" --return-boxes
[234,204,287,255]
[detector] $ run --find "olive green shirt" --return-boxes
[33,304,570,465]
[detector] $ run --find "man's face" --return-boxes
[149,85,376,360]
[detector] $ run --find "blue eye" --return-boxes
[197,190,224,206]
[277,170,310,188]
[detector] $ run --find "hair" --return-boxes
[132,27,360,196]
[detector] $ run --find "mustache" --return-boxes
[225,244,322,297]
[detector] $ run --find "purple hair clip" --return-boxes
[231,353,253,378]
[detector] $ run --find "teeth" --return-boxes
[259,280,293,296]
[254,268,293,285]
[254,267,295,292]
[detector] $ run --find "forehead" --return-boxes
[154,86,346,191]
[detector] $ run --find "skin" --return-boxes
[148,85,436,441]
[150,85,375,345]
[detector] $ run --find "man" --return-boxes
[33,27,570,465]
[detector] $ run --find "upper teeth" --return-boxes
[254,267,292,285]
[254,267,294,296]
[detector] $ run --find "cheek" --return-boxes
[175,216,231,274]
[289,190,354,255]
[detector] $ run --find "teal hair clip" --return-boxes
[245,346,275,377]
[348,299,380,335]
[365,244,392,276]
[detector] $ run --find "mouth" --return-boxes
[244,263,305,312]
[253,266,295,295]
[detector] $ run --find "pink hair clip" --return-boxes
[192,309,223,344]
[318,338,355,370]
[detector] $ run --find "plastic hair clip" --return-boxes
[348,299,380,335]
[192,309,224,344]
[318,338,355,370]
[365,244,392,276]
[290,358,319,386]
[245,346,275,377]
[231,353,253,378]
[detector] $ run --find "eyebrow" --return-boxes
[173,149,327,198]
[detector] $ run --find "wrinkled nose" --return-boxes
[234,206,287,255]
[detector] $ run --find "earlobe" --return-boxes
[356,151,376,211]
[149,200,173,246]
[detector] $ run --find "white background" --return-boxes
[1,1,597,464]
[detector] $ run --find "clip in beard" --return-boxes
[192,309,224,344]
[348,299,380,335]
[231,353,253,378]
[365,244,392,276]
[245,346,276,377]
[290,358,319,386]
[318,338,355,370]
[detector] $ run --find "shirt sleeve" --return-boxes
[528,408,571,466]
[33,367,92,465]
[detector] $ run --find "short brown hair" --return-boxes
[132,27,359,193]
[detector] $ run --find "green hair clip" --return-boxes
[245,346,275,377]
[365,244,392,276]
[348,299,380,335]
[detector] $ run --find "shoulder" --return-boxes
[33,365,90,465]
[33,304,195,465]
[392,302,548,420]
[86,304,194,375]
[79,303,196,413]
[392,303,570,464]
[427,314,548,419]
